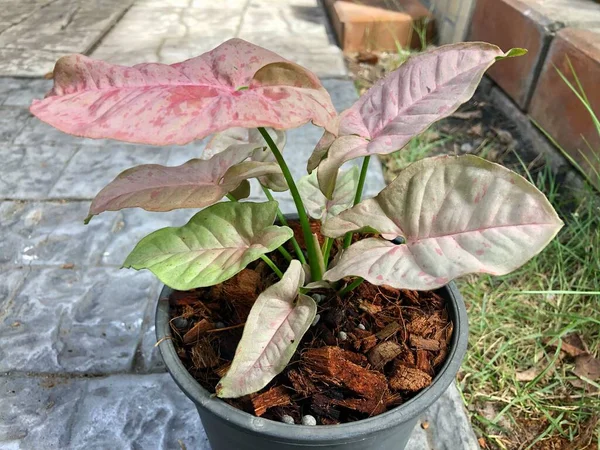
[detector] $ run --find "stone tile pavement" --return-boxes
[0,1,479,449]
[90,0,347,77]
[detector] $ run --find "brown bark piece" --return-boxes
[330,397,386,416]
[287,368,317,397]
[303,347,387,398]
[353,334,378,353]
[358,300,382,315]
[214,363,231,378]
[311,393,341,420]
[416,350,433,375]
[406,316,430,336]
[209,269,261,305]
[389,365,432,392]
[252,386,291,417]
[409,335,440,351]
[376,321,401,340]
[368,341,402,369]
[183,319,215,344]
[190,339,219,369]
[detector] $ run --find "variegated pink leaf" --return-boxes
[297,166,358,223]
[205,127,288,191]
[323,155,563,290]
[30,39,337,145]
[87,146,281,220]
[315,44,524,197]
[216,260,316,398]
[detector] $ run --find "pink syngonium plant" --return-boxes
[31,39,563,398]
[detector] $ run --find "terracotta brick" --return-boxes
[469,0,557,109]
[469,0,600,109]
[324,0,434,53]
[529,28,600,185]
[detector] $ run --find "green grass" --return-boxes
[459,165,600,449]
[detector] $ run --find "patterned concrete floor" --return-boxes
[0,0,480,449]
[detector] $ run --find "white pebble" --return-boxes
[311,314,320,327]
[357,324,366,330]
[281,415,295,424]
[338,331,348,341]
[215,322,225,329]
[311,293,325,303]
[302,415,317,426]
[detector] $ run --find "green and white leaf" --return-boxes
[323,155,563,290]
[216,260,317,398]
[87,146,281,220]
[297,166,359,223]
[123,201,293,290]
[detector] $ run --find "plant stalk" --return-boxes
[260,185,306,264]
[338,277,364,296]
[343,156,371,248]
[260,255,284,279]
[258,127,322,281]
[322,237,333,269]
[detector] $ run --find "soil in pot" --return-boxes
[167,221,453,425]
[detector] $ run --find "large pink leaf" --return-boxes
[30,39,337,145]
[216,260,316,398]
[87,146,281,220]
[323,155,563,290]
[313,44,524,197]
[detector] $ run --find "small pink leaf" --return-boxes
[206,127,288,191]
[323,155,563,290]
[314,43,517,197]
[297,166,358,223]
[87,146,281,219]
[30,39,336,145]
[216,260,316,398]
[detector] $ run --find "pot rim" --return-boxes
[156,280,468,442]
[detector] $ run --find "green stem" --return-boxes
[258,127,322,281]
[322,237,333,269]
[277,245,293,262]
[338,277,364,297]
[260,185,306,264]
[343,156,371,248]
[260,255,284,279]
[225,193,237,202]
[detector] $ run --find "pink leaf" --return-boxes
[87,146,281,220]
[313,43,521,197]
[323,155,563,290]
[205,127,288,191]
[30,39,337,145]
[216,260,316,397]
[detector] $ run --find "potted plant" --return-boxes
[31,39,563,450]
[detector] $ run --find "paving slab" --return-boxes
[0,0,134,77]
[0,201,120,267]
[0,373,209,450]
[0,268,156,374]
[91,0,346,77]
[0,371,474,450]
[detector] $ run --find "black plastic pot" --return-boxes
[156,280,468,450]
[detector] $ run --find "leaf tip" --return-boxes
[498,48,528,60]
